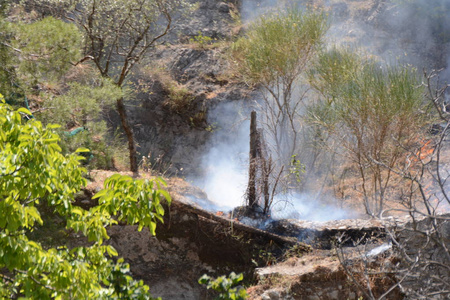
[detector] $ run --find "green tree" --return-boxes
[0,93,170,298]
[40,78,124,169]
[231,7,327,165]
[1,12,122,169]
[231,7,327,208]
[13,16,81,85]
[30,0,186,175]
[309,48,427,216]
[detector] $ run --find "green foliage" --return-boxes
[38,79,123,169]
[309,48,427,215]
[33,0,187,85]
[310,48,425,144]
[14,16,81,83]
[309,47,364,104]
[289,154,305,184]
[283,243,310,260]
[60,126,120,170]
[231,7,327,86]
[144,64,195,115]
[0,9,119,171]
[0,95,169,298]
[29,0,189,172]
[189,31,214,49]
[230,7,328,187]
[257,249,277,266]
[164,81,194,114]
[42,80,120,126]
[0,5,20,99]
[199,272,248,300]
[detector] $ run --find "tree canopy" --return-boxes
[27,0,187,173]
[308,47,427,216]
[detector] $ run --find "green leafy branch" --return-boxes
[199,272,248,300]
[0,96,167,299]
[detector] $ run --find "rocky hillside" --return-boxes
[121,0,450,177]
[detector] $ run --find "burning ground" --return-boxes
[77,171,448,299]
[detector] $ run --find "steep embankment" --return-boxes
[80,171,392,300]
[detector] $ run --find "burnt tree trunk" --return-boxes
[170,200,301,247]
[248,111,258,208]
[263,154,271,214]
[248,111,272,213]
[116,97,139,175]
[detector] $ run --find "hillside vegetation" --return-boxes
[0,0,449,299]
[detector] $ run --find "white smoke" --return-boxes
[197,143,248,210]
[270,193,357,222]
[241,0,450,69]
[240,0,281,23]
[190,99,356,221]
[190,101,250,211]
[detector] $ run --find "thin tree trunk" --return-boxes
[262,155,271,214]
[116,97,139,175]
[248,111,258,208]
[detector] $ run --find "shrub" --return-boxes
[199,272,248,300]
[0,94,169,298]
[309,47,428,216]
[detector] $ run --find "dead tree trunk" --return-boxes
[248,111,258,208]
[247,111,272,213]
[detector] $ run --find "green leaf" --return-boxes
[155,204,164,216]
[75,147,90,153]
[198,274,210,285]
[17,107,32,115]
[44,137,59,143]
[159,190,171,203]
[46,124,61,129]
[106,245,118,257]
[148,221,156,236]
[71,207,84,216]
[26,206,42,225]
[92,189,107,200]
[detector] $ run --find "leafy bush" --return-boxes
[38,79,124,170]
[0,94,169,298]
[230,6,328,205]
[231,7,327,86]
[189,31,214,49]
[309,48,428,216]
[199,272,248,300]
[164,81,194,114]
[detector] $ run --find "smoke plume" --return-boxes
[191,101,250,211]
